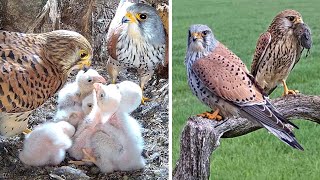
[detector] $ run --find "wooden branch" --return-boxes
[173,94,320,180]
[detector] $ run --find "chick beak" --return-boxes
[94,76,107,84]
[93,83,101,92]
[122,12,137,24]
[192,32,202,42]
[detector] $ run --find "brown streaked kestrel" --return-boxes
[251,9,312,95]
[0,30,92,137]
[185,24,303,150]
[106,1,166,103]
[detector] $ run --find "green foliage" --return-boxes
[172,0,320,179]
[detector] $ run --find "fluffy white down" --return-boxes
[19,121,75,166]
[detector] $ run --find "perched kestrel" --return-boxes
[106,1,166,103]
[251,9,312,95]
[185,24,303,150]
[0,30,92,137]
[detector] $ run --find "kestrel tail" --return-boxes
[106,1,166,103]
[0,30,92,137]
[251,9,312,96]
[185,24,303,150]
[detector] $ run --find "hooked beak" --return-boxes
[294,17,304,24]
[122,12,137,24]
[191,32,203,42]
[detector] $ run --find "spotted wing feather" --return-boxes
[192,52,303,150]
[251,32,271,76]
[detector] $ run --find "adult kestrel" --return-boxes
[0,30,92,137]
[251,9,312,95]
[185,24,303,150]
[106,1,166,103]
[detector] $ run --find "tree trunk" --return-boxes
[173,94,320,180]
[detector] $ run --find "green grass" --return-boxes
[172,0,320,179]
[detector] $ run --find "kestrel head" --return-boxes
[121,3,165,44]
[41,30,93,75]
[270,9,304,31]
[187,24,217,54]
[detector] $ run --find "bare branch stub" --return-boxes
[173,94,320,180]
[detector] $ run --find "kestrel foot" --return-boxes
[22,128,32,134]
[141,96,150,105]
[282,80,299,96]
[197,109,223,121]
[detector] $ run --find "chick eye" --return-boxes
[139,14,147,20]
[287,16,295,21]
[100,93,104,98]
[88,104,92,108]
[87,78,92,83]
[202,30,209,36]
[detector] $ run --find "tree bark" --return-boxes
[173,94,320,180]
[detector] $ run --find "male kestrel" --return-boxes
[185,24,303,150]
[106,1,166,103]
[251,9,312,95]
[0,30,92,137]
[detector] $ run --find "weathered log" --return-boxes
[173,94,320,180]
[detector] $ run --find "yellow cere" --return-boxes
[125,12,138,23]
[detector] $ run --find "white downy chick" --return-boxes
[68,84,121,162]
[53,104,84,127]
[81,90,96,116]
[57,69,106,110]
[19,121,75,166]
[91,81,145,173]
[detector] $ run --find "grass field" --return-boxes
[172,0,320,179]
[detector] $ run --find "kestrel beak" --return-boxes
[294,17,304,24]
[191,32,203,41]
[122,12,137,24]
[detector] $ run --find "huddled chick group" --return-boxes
[19,69,145,173]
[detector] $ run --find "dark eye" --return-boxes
[100,93,104,98]
[80,53,87,58]
[287,16,295,21]
[202,30,209,36]
[88,78,92,83]
[139,14,147,20]
[88,104,92,108]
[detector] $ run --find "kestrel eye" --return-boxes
[139,14,147,20]
[100,93,104,98]
[287,16,295,21]
[202,30,209,36]
[87,78,92,82]
[88,104,92,108]
[80,53,87,58]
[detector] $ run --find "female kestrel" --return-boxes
[185,24,303,150]
[251,9,312,95]
[106,1,166,103]
[0,30,92,137]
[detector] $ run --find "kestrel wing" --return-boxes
[0,31,63,113]
[192,53,303,150]
[251,32,271,76]
[106,27,123,60]
[192,53,264,105]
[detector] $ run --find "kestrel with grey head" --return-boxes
[251,9,312,95]
[185,24,303,150]
[106,0,166,103]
